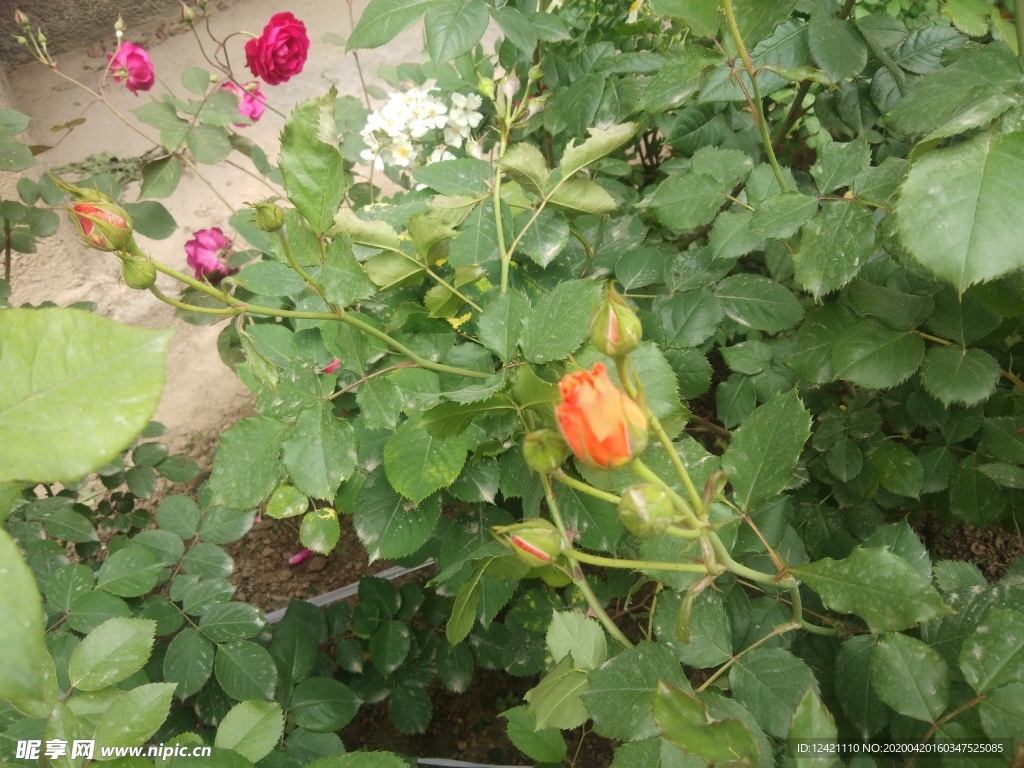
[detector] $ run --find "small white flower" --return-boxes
[547,0,563,8]
[388,137,417,168]
[443,125,466,148]
[429,146,456,164]
[626,0,643,23]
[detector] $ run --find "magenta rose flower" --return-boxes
[220,81,266,126]
[245,12,309,86]
[107,42,155,95]
[185,227,233,280]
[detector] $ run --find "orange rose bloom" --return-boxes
[556,362,648,469]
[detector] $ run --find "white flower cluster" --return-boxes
[359,86,485,171]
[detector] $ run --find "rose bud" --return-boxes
[556,362,648,470]
[69,201,133,252]
[618,483,675,537]
[523,429,569,474]
[477,77,495,100]
[249,198,284,231]
[493,519,563,568]
[14,9,29,28]
[180,3,195,25]
[121,252,156,289]
[591,284,642,359]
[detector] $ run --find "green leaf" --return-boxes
[515,209,570,268]
[198,507,255,545]
[659,288,724,348]
[546,611,608,670]
[282,404,357,501]
[721,390,811,511]
[300,508,341,554]
[425,0,488,64]
[498,143,548,198]
[844,278,933,330]
[650,172,722,233]
[156,495,201,538]
[547,177,617,214]
[638,47,724,112]
[793,202,874,298]
[182,542,234,579]
[163,628,215,699]
[139,156,182,199]
[267,484,308,519]
[811,137,869,194]
[0,136,34,171]
[582,641,688,741]
[653,681,762,766]
[476,290,529,363]
[892,25,965,73]
[653,589,732,668]
[199,602,265,642]
[93,682,175,749]
[524,656,590,730]
[919,346,1000,408]
[413,158,491,196]
[792,547,954,633]
[895,130,1024,292]
[215,700,284,763]
[235,261,308,297]
[835,636,889,740]
[732,0,798,46]
[489,6,537,52]
[280,89,345,235]
[869,442,923,499]
[808,13,867,82]
[446,558,487,644]
[330,208,401,251]
[0,529,49,714]
[501,706,567,764]
[68,617,155,691]
[862,520,930,580]
[959,608,1024,693]
[96,546,162,597]
[187,124,232,164]
[348,0,434,49]
[207,417,288,510]
[730,647,818,739]
[830,320,925,389]
[369,620,411,675]
[749,192,818,240]
[789,689,838,768]
[715,274,804,332]
[290,678,361,732]
[560,123,638,179]
[215,640,277,701]
[519,280,601,363]
[979,683,1024,739]
[311,237,377,308]
[353,468,442,562]
[0,308,171,483]
[384,419,469,503]
[46,563,95,612]
[869,632,949,721]
[709,210,761,261]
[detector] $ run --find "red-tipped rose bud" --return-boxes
[523,429,569,474]
[14,9,29,28]
[618,483,675,537]
[493,519,563,568]
[69,201,133,252]
[591,285,642,359]
[180,3,195,25]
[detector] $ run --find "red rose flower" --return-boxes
[107,42,155,95]
[244,12,309,86]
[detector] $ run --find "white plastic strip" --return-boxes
[418,760,527,768]
[263,558,435,624]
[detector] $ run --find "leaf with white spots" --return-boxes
[959,608,1024,693]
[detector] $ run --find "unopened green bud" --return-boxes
[114,15,125,34]
[14,9,29,27]
[493,519,563,568]
[618,483,675,537]
[36,29,46,44]
[180,3,195,25]
[477,77,495,100]
[591,284,642,358]
[523,429,569,474]
[121,252,156,289]
[528,65,543,82]
[702,469,727,511]
[14,35,27,45]
[249,199,285,232]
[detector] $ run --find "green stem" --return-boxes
[1017,0,1024,69]
[541,475,634,649]
[721,0,788,191]
[149,285,242,315]
[707,533,780,588]
[629,458,703,530]
[279,227,324,295]
[566,548,714,574]
[665,525,704,540]
[788,581,840,636]
[552,471,621,505]
[496,137,511,293]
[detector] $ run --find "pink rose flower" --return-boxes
[289,548,313,566]
[184,227,233,281]
[220,81,266,126]
[322,358,341,375]
[107,42,155,95]
[245,12,309,86]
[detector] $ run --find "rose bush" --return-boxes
[5,0,1024,764]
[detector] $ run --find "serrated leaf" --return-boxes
[353,468,442,562]
[811,137,870,194]
[560,123,638,178]
[347,0,434,49]
[546,611,608,670]
[413,158,492,196]
[650,172,722,232]
[892,25,966,74]
[959,608,1024,693]
[0,529,49,714]
[207,417,288,510]
[311,236,378,309]
[331,208,401,251]
[835,635,889,740]
[546,177,617,214]
[290,677,361,732]
[300,508,341,554]
[520,280,601,363]
[369,621,411,675]
[524,656,590,730]
[721,390,811,511]
[830,320,925,389]
[68,617,155,691]
[501,706,567,764]
[93,682,175,749]
[383,420,469,503]
[476,290,529,363]
[749,192,818,240]
[808,13,868,82]
[215,700,284,763]
[96,547,162,597]
[793,202,874,298]
[498,143,548,198]
[515,208,570,267]
[163,628,215,699]
[792,547,954,633]
[789,689,838,768]
[869,632,949,721]
[653,589,732,668]
[215,640,277,701]
[896,130,1024,292]
[919,346,1000,408]
[425,0,489,64]
[0,309,171,483]
[139,156,182,199]
[653,681,762,766]
[156,495,200,538]
[869,442,923,499]
[638,47,724,112]
[199,602,265,643]
[715,274,804,332]
[283,404,357,500]
[280,89,344,234]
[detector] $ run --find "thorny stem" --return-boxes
[149,285,243,315]
[908,695,986,766]
[567,548,714,575]
[346,0,374,112]
[541,475,634,649]
[496,116,512,292]
[721,0,788,191]
[1017,0,1024,69]
[3,219,11,283]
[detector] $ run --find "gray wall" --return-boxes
[2,0,182,66]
